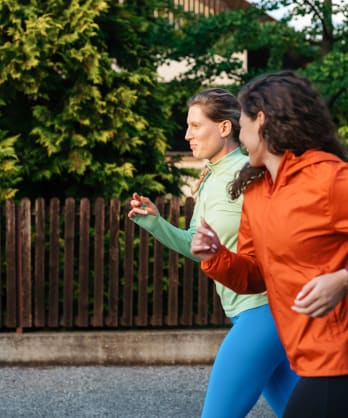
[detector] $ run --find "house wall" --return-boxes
[173,0,254,16]
[157,51,247,84]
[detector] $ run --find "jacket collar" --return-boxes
[206,147,244,174]
[264,149,343,191]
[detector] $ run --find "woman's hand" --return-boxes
[128,193,159,218]
[292,269,348,317]
[191,218,221,261]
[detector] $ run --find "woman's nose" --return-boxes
[184,128,191,141]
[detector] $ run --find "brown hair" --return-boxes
[229,71,347,199]
[187,88,241,143]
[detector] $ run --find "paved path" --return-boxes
[0,365,274,417]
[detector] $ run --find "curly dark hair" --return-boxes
[229,71,347,200]
[187,88,241,144]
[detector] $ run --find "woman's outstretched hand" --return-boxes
[128,192,159,218]
[292,269,348,317]
[191,218,221,261]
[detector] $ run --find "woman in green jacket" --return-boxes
[128,88,298,418]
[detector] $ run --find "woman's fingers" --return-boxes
[128,193,158,217]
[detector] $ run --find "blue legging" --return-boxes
[201,304,299,418]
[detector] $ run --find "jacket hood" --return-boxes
[267,149,343,189]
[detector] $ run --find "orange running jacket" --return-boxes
[201,150,348,377]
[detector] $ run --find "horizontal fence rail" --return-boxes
[0,198,228,331]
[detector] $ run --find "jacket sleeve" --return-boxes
[201,202,266,293]
[330,164,348,233]
[131,213,199,262]
[201,246,265,293]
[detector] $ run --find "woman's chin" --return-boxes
[248,157,264,168]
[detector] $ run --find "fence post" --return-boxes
[48,198,60,327]
[151,197,164,327]
[210,283,225,325]
[167,197,180,326]
[136,227,149,326]
[196,270,209,325]
[62,198,75,327]
[76,198,90,327]
[121,200,134,327]
[0,204,2,328]
[106,198,120,327]
[92,197,105,327]
[17,198,32,330]
[180,197,194,326]
[34,198,46,327]
[5,200,16,328]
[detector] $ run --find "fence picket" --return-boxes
[0,204,2,327]
[167,197,180,326]
[181,197,194,326]
[18,199,32,329]
[151,197,164,327]
[106,198,120,327]
[136,227,149,326]
[48,198,60,327]
[76,198,90,327]
[92,197,105,327]
[5,200,16,328]
[34,198,46,327]
[121,201,134,327]
[196,269,209,325]
[62,198,75,327]
[210,281,226,325]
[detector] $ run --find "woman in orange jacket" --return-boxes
[191,71,348,418]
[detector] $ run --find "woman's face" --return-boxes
[185,105,228,163]
[239,110,266,167]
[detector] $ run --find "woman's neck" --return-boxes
[264,153,283,182]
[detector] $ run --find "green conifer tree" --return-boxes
[0,0,184,201]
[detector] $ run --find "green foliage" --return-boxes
[163,0,348,148]
[254,1,348,145]
[303,50,348,140]
[0,132,21,199]
[0,0,184,201]
[0,0,347,202]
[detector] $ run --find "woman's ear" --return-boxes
[220,120,232,138]
[257,111,265,126]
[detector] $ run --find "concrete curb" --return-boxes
[0,329,228,366]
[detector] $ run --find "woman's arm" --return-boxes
[191,218,266,293]
[128,193,199,261]
[292,268,348,317]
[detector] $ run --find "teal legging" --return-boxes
[201,304,299,418]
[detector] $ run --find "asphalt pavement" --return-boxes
[0,365,274,417]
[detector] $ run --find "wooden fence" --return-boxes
[0,197,228,332]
